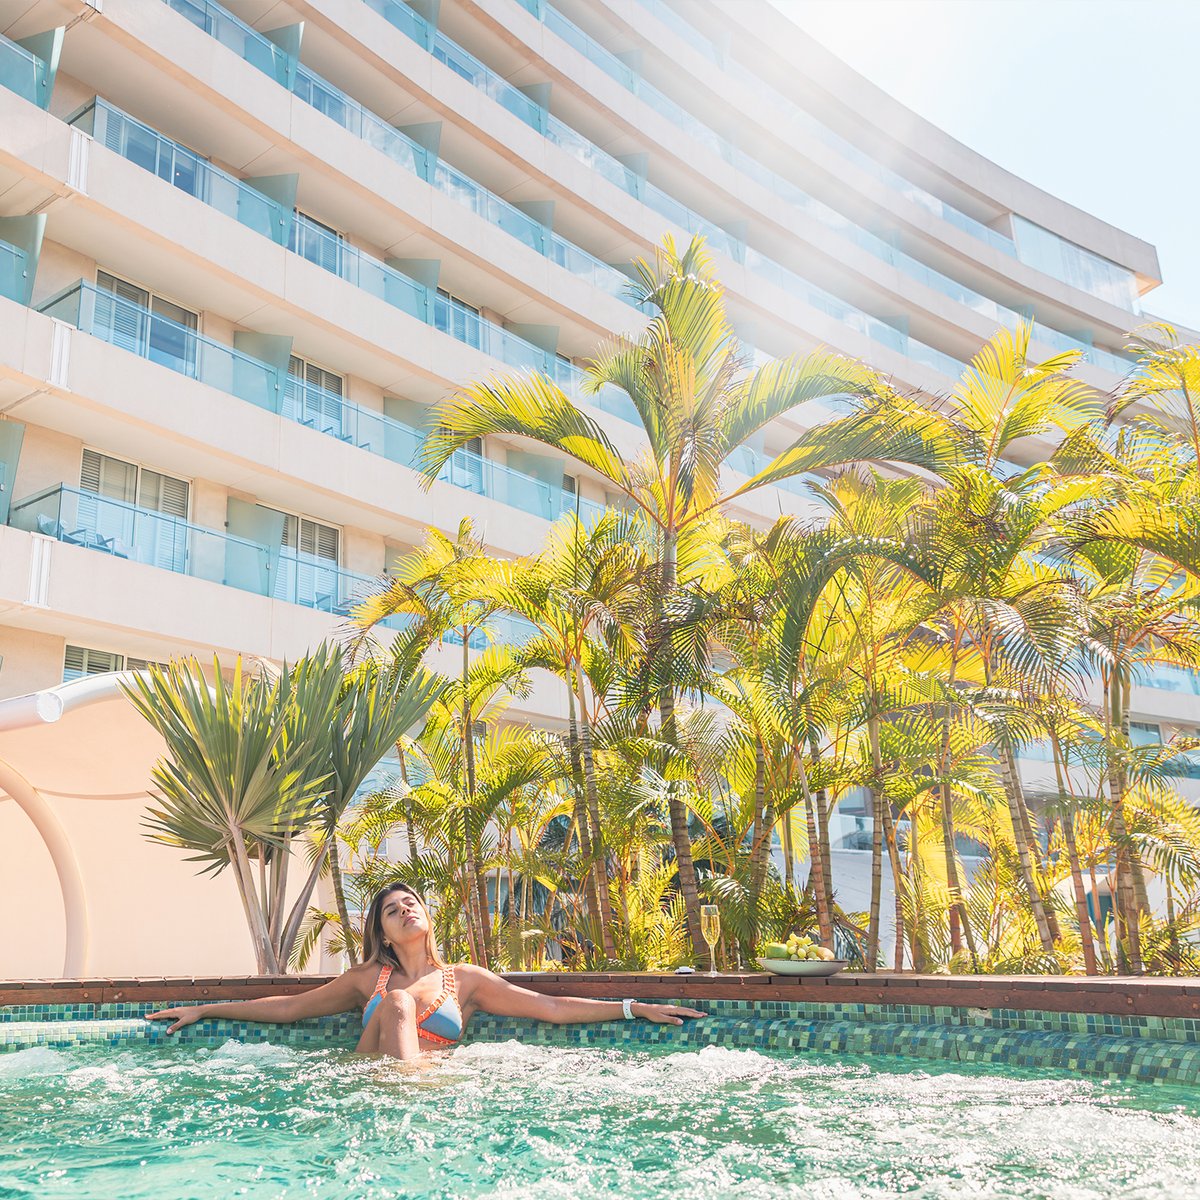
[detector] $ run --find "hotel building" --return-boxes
[0,0,1192,975]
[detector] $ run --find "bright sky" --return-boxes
[774,0,1200,332]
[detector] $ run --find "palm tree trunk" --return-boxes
[329,842,357,966]
[397,749,418,862]
[229,831,279,973]
[658,532,706,959]
[865,714,886,971]
[877,792,906,971]
[1048,731,1098,975]
[1106,669,1142,973]
[268,834,289,954]
[461,633,490,968]
[804,720,836,927]
[1119,675,1152,919]
[997,745,1056,953]
[1008,769,1063,944]
[747,739,768,935]
[575,665,618,960]
[279,839,331,968]
[794,749,834,948]
[565,682,603,941]
[935,643,979,961]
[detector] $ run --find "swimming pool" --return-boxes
[2,1034,1198,1199]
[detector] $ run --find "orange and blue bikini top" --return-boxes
[361,964,463,1045]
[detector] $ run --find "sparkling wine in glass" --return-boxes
[700,904,720,977]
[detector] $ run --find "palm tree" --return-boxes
[300,656,441,965]
[465,510,648,959]
[354,520,516,965]
[417,234,955,953]
[125,654,338,973]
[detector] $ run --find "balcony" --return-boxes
[9,484,542,648]
[159,0,291,84]
[493,0,1135,366]
[9,483,393,619]
[69,98,289,244]
[160,0,633,306]
[39,280,280,407]
[155,0,976,380]
[65,92,640,413]
[37,281,573,525]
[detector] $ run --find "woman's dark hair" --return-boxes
[361,883,445,969]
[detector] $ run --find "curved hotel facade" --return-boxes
[0,0,1192,974]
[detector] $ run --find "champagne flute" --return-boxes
[700,904,720,977]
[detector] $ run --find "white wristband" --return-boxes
[622,998,636,1020]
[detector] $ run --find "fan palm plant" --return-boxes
[125,655,338,973]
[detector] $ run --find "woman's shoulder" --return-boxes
[448,962,499,993]
[344,960,387,993]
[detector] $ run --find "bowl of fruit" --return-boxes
[758,933,847,976]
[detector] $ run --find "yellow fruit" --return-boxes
[816,947,835,962]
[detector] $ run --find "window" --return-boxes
[79,449,189,567]
[553,351,574,388]
[286,355,345,437]
[63,644,123,682]
[283,514,339,562]
[562,473,577,495]
[265,506,341,611]
[81,450,189,517]
[289,211,343,275]
[1130,721,1162,747]
[63,645,164,683]
[100,110,202,199]
[445,434,484,494]
[434,287,482,351]
[96,271,198,376]
[294,72,348,127]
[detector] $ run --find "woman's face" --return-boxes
[378,888,429,951]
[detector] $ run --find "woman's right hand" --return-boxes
[145,1006,208,1034]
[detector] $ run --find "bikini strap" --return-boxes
[443,965,457,996]
[370,964,393,1001]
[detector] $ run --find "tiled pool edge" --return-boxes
[4,998,1200,1089]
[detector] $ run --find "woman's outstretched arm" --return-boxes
[146,968,369,1033]
[459,966,704,1026]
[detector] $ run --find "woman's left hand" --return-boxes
[632,1003,705,1025]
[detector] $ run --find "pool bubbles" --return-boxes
[0,1040,1197,1200]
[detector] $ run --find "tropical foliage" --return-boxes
[133,238,1200,976]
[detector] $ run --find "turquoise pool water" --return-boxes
[1,1038,1198,1199]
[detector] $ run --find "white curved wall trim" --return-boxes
[0,759,88,975]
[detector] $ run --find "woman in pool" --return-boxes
[147,882,704,1061]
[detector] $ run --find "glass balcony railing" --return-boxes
[0,32,52,108]
[39,280,572,524]
[11,482,405,621]
[161,0,634,304]
[162,0,292,84]
[69,98,289,243]
[356,1,1132,376]
[634,0,1143,313]
[1136,664,1200,696]
[38,280,282,408]
[291,63,430,180]
[151,0,967,381]
[0,238,29,304]
[533,2,1134,369]
[632,0,1015,260]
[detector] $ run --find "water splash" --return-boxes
[0,1039,1196,1200]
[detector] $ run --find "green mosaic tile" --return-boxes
[5,996,1200,1088]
